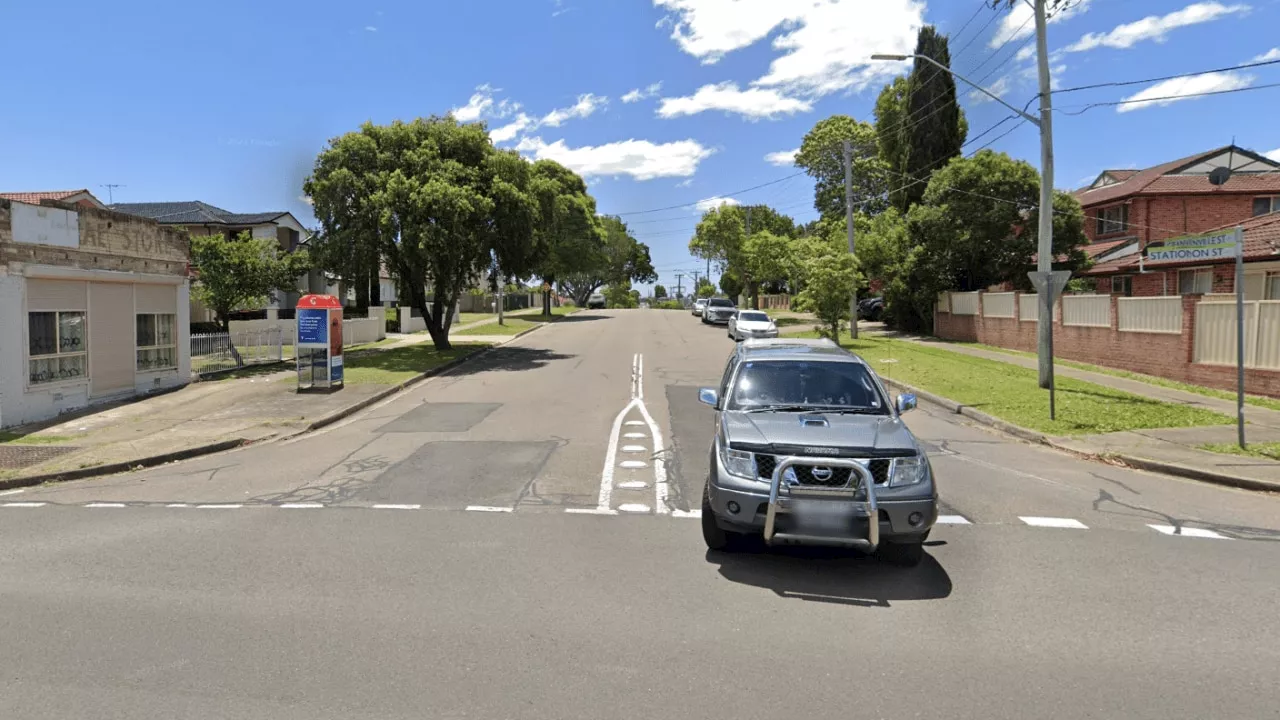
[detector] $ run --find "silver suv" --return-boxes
[697,338,937,566]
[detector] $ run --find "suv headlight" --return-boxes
[718,443,757,479]
[889,454,928,487]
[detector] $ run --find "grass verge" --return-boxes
[455,316,553,336]
[341,343,489,385]
[0,432,75,445]
[793,332,1232,435]
[1199,442,1280,462]
[962,342,1280,413]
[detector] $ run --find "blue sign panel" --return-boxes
[331,355,344,383]
[297,308,328,346]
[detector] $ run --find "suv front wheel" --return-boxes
[701,483,744,551]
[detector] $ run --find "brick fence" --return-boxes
[933,292,1280,398]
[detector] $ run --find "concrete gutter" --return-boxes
[0,318,559,491]
[880,377,1280,494]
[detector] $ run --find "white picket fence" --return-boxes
[228,307,385,348]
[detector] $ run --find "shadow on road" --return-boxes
[706,543,952,607]
[448,346,576,375]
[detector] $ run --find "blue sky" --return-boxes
[2,0,1278,293]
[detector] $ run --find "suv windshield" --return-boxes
[728,360,886,413]
[737,312,769,322]
[708,299,734,307]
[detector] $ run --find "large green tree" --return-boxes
[795,115,888,220]
[560,215,656,306]
[191,232,311,331]
[791,237,862,344]
[689,204,798,308]
[897,25,966,211]
[305,117,543,350]
[529,159,602,315]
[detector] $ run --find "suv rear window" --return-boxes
[728,360,885,413]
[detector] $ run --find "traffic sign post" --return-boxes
[1028,270,1072,421]
[1144,228,1245,447]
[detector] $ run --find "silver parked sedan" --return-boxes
[728,310,778,341]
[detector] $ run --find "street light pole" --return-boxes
[872,2,1060,400]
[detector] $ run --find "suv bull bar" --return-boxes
[762,456,879,550]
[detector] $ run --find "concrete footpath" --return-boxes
[896,338,1280,492]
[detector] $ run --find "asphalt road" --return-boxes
[3,310,1280,719]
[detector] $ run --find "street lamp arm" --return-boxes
[869,53,1040,126]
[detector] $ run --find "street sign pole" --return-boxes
[1234,227,1246,449]
[1028,270,1072,421]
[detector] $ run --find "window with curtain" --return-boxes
[136,313,177,371]
[1096,205,1128,235]
[28,311,87,385]
[1178,268,1213,295]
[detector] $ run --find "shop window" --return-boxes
[28,311,87,385]
[136,313,177,371]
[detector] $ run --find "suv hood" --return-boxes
[723,411,917,455]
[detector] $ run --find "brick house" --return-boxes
[1073,145,1280,299]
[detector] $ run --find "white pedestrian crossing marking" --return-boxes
[936,515,971,525]
[466,506,514,513]
[1019,516,1088,529]
[1147,524,1230,539]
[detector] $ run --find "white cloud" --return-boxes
[653,0,924,98]
[622,82,663,103]
[514,136,715,180]
[1065,2,1249,53]
[675,178,694,188]
[298,195,313,206]
[1116,71,1253,112]
[764,148,799,166]
[695,196,739,212]
[490,113,533,143]
[1264,148,1280,162]
[657,82,811,119]
[452,85,496,122]
[1252,48,1280,62]
[364,25,377,32]
[540,93,608,127]
[990,0,1092,49]
[969,74,1013,105]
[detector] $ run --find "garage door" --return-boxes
[88,283,135,397]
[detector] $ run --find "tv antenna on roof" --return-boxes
[99,184,125,204]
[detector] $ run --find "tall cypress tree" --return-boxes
[898,25,965,212]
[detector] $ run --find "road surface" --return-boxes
[3,310,1279,719]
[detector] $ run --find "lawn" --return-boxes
[0,432,74,445]
[792,332,1231,435]
[1199,442,1280,462]
[455,315,556,336]
[966,342,1280,413]
[340,343,490,385]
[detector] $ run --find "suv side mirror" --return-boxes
[698,388,719,408]
[896,393,917,414]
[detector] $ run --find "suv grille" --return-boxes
[754,454,892,486]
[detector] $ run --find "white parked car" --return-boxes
[692,298,708,317]
[727,310,778,341]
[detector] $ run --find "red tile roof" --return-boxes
[1084,213,1280,275]
[1083,238,1135,259]
[1072,145,1280,207]
[0,189,92,205]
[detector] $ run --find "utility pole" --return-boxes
[1033,0,1057,399]
[843,140,858,339]
[674,273,684,300]
[744,206,753,309]
[99,184,124,204]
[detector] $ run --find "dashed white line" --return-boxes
[196,504,243,509]
[623,432,647,439]
[466,506,514,513]
[0,488,26,497]
[566,507,618,515]
[621,445,647,453]
[618,481,649,489]
[84,503,127,508]
[619,460,647,469]
[936,515,972,525]
[618,503,651,513]
[279,503,325,509]
[166,503,191,508]
[624,421,645,426]
[372,504,421,510]
[633,390,670,515]
[1148,524,1230,539]
[671,509,702,519]
[1019,516,1088,529]
[2,502,46,508]
[597,397,639,512]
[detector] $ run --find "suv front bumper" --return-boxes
[708,478,936,541]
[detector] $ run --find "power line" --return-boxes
[613,172,804,216]
[950,3,1002,65]
[1055,82,1280,116]
[1051,58,1280,96]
